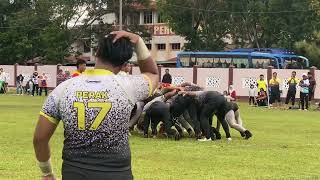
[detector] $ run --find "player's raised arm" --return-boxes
[111,31,159,93]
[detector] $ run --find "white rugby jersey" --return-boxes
[40,69,151,171]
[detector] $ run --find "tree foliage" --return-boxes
[158,0,320,51]
[0,0,149,65]
[295,31,320,68]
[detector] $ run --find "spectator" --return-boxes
[285,71,299,109]
[162,69,172,85]
[223,90,233,102]
[16,74,24,95]
[26,79,34,95]
[0,68,6,93]
[64,70,71,80]
[257,74,267,92]
[299,73,310,111]
[308,72,316,102]
[71,59,86,77]
[39,73,48,96]
[256,88,267,106]
[32,71,39,96]
[269,72,281,107]
[228,85,237,101]
[56,69,65,86]
[248,84,257,106]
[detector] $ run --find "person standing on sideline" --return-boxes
[32,71,39,96]
[299,73,310,111]
[257,74,267,92]
[16,74,24,95]
[248,84,257,106]
[228,85,237,101]
[285,71,299,109]
[269,72,281,107]
[308,72,316,102]
[72,59,87,78]
[39,73,48,96]
[162,69,172,87]
[0,68,7,93]
[33,31,158,180]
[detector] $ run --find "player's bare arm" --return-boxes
[33,115,58,180]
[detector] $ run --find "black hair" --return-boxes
[260,74,264,76]
[273,72,277,75]
[308,72,312,75]
[292,71,296,74]
[95,34,133,67]
[76,59,86,68]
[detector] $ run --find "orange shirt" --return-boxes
[71,70,81,78]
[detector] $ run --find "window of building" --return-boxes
[158,14,165,23]
[157,44,166,50]
[143,11,153,24]
[83,40,91,53]
[146,44,152,50]
[171,43,181,50]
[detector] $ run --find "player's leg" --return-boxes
[199,105,214,140]
[234,110,252,139]
[143,111,151,137]
[225,110,246,133]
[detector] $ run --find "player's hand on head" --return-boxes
[110,31,140,44]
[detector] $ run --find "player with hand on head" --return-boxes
[33,31,158,180]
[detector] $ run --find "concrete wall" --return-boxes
[233,69,268,97]
[197,68,229,93]
[160,67,193,86]
[1,64,319,100]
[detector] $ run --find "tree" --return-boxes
[158,0,231,51]
[0,0,150,65]
[158,0,320,50]
[295,31,320,68]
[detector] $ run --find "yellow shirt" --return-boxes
[288,77,299,84]
[257,79,267,91]
[269,78,281,86]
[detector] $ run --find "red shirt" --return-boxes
[229,90,237,101]
[71,71,81,78]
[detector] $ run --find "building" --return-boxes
[69,1,186,64]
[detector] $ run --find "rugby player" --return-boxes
[33,31,158,180]
[216,101,253,140]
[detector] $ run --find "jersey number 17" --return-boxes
[73,102,112,130]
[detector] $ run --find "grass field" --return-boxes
[0,94,320,180]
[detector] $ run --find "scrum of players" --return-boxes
[129,82,253,141]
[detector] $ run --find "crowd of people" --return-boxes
[245,72,317,110]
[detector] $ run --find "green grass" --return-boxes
[0,95,320,180]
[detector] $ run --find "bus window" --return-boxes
[284,57,306,69]
[179,55,190,67]
[232,58,249,68]
[252,57,277,69]
[200,58,213,68]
